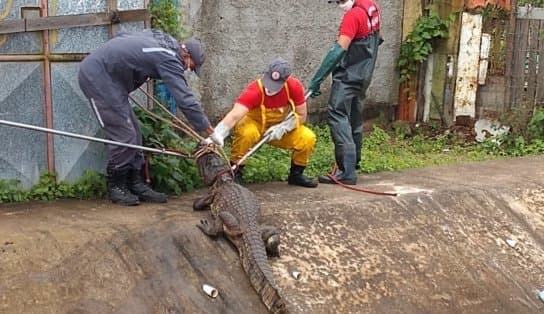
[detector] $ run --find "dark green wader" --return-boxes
[320,32,380,185]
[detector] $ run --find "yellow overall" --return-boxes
[231,79,316,166]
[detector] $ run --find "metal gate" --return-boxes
[0,0,150,187]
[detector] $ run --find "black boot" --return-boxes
[288,163,318,188]
[318,144,357,185]
[107,168,140,206]
[127,168,167,203]
[318,169,357,185]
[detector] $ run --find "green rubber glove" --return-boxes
[308,42,346,98]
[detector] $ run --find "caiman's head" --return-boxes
[194,145,232,186]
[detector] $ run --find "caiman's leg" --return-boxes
[192,193,214,211]
[219,212,243,237]
[261,225,280,257]
[197,212,243,237]
[196,215,223,236]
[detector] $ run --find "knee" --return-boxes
[294,128,316,151]
[233,124,260,142]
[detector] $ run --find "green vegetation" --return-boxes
[135,106,201,194]
[149,0,189,40]
[1,2,543,203]
[0,171,106,203]
[2,109,544,203]
[518,0,544,7]
[397,12,453,87]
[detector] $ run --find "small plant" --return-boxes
[135,106,202,195]
[0,179,29,203]
[397,12,453,88]
[149,0,182,39]
[476,108,544,157]
[71,170,107,199]
[527,108,544,140]
[0,170,107,203]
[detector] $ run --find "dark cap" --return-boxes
[262,57,292,93]
[182,37,205,76]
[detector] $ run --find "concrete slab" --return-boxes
[1,156,543,313]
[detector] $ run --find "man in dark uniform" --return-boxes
[78,29,222,206]
[308,0,382,185]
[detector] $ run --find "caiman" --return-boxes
[193,146,288,314]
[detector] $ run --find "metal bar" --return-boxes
[41,0,55,174]
[0,55,44,61]
[107,0,119,37]
[0,119,188,158]
[0,10,150,35]
[0,54,87,62]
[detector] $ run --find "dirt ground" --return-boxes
[1,156,544,314]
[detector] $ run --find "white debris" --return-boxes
[505,239,518,248]
[202,284,218,298]
[291,271,301,280]
[474,119,510,143]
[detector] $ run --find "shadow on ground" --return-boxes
[1,156,543,314]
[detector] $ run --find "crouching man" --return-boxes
[205,57,318,188]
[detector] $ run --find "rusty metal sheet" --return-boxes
[478,33,491,85]
[465,0,512,11]
[454,12,483,119]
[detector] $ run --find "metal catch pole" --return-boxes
[0,119,187,158]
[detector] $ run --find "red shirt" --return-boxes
[339,0,381,40]
[236,77,306,110]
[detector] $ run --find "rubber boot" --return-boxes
[318,144,357,185]
[354,131,363,171]
[127,168,167,203]
[107,168,140,206]
[288,163,318,188]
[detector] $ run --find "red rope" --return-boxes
[325,174,397,196]
[324,163,397,197]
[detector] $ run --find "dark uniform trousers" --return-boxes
[328,32,380,177]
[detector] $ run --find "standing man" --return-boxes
[308,0,382,185]
[78,29,222,206]
[205,57,318,188]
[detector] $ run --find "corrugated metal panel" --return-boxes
[0,0,42,54]
[49,0,147,182]
[51,62,107,183]
[0,0,148,186]
[454,12,482,119]
[0,62,46,188]
[48,0,109,53]
[119,0,146,10]
[465,0,512,11]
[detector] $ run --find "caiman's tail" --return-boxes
[240,228,287,314]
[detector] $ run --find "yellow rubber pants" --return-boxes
[230,110,316,167]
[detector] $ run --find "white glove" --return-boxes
[264,114,298,142]
[204,121,230,147]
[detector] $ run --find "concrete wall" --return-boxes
[183,0,403,123]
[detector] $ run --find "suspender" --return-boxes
[256,79,296,133]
